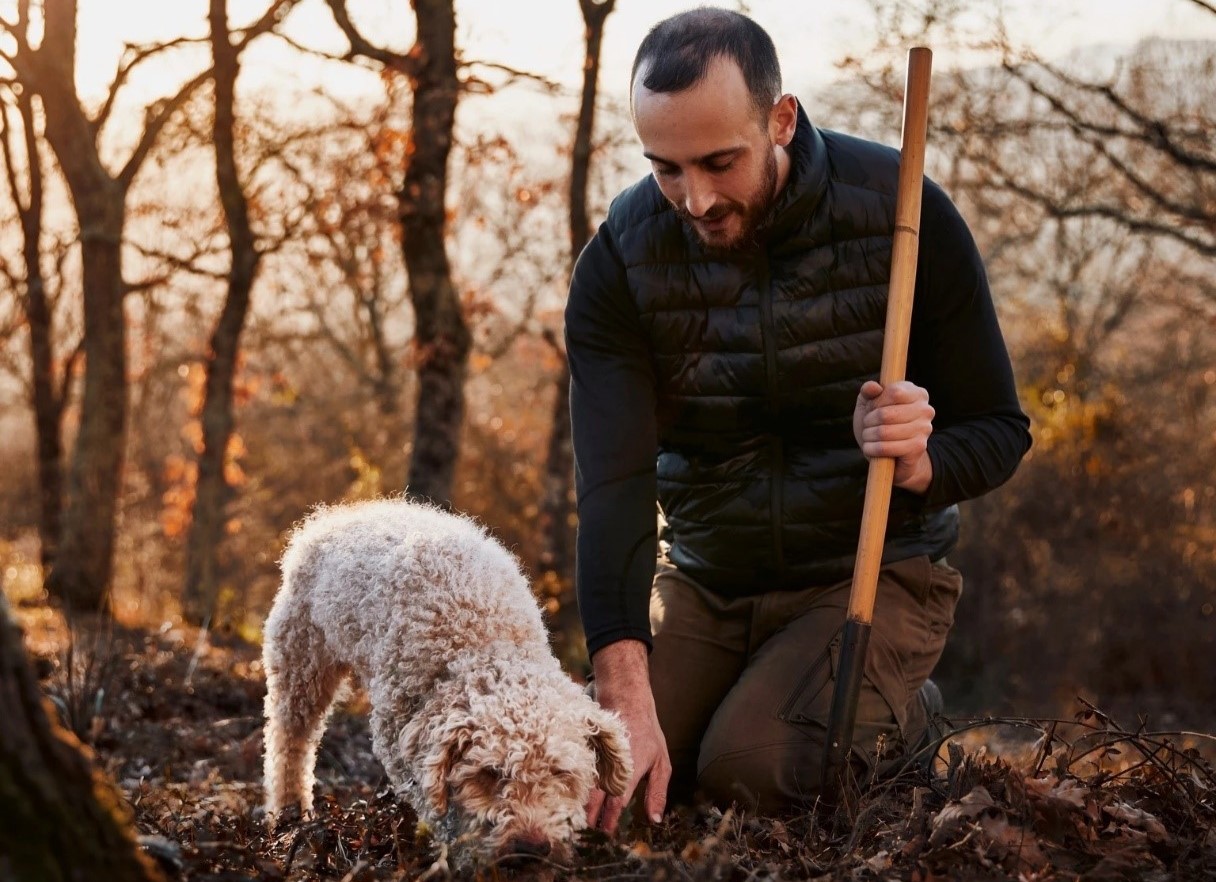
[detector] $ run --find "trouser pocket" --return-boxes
[775,629,910,743]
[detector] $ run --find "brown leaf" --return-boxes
[1102,802,1172,844]
[929,785,998,846]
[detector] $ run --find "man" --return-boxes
[566,8,1031,831]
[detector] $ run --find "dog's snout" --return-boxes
[500,837,552,861]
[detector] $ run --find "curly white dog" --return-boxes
[261,499,631,864]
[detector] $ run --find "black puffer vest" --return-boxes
[603,108,958,594]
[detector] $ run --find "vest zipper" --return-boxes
[757,253,785,572]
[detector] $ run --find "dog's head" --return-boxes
[403,686,632,864]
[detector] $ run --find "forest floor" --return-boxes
[11,598,1216,882]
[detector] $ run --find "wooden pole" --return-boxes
[822,46,933,800]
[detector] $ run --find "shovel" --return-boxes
[821,46,933,801]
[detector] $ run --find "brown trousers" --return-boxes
[647,554,963,812]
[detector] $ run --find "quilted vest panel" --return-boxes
[605,111,958,593]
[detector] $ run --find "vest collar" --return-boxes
[763,102,828,243]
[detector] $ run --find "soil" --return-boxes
[14,604,1216,881]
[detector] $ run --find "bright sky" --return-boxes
[13,0,1216,104]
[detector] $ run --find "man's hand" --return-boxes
[584,640,671,835]
[853,380,935,494]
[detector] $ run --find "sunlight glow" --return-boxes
[1,1,1215,106]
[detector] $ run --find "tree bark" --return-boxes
[15,0,125,610]
[0,594,165,882]
[323,0,467,507]
[45,200,126,613]
[400,0,468,508]
[182,0,263,624]
[542,0,615,629]
[0,82,65,572]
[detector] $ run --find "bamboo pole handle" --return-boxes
[846,46,933,625]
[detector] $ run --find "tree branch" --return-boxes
[117,67,213,190]
[460,60,564,95]
[126,240,230,283]
[91,37,207,136]
[323,0,418,75]
[233,0,301,53]
[1009,60,1216,174]
[1076,129,1213,225]
[270,31,351,66]
[0,95,26,215]
[989,172,1216,257]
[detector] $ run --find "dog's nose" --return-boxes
[500,837,552,862]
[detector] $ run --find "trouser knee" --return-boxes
[697,740,826,814]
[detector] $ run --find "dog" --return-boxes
[261,499,631,863]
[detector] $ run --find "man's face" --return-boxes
[632,56,787,251]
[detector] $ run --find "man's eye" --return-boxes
[708,161,734,173]
[653,165,679,178]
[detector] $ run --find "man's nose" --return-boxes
[683,173,716,218]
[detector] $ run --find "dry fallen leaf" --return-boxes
[929,785,998,846]
[1103,802,1172,844]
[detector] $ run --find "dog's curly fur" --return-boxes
[261,499,631,862]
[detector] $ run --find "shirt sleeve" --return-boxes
[565,222,659,657]
[908,181,1033,508]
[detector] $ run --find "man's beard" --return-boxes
[673,144,779,254]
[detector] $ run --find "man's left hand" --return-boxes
[853,380,934,494]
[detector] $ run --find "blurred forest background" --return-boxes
[1,0,1213,733]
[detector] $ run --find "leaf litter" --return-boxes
[24,614,1216,881]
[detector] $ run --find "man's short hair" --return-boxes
[631,7,782,118]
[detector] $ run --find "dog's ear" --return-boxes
[585,708,633,797]
[418,723,474,817]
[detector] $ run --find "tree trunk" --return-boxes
[542,0,615,637]
[0,595,165,882]
[182,0,262,624]
[401,0,468,508]
[24,0,128,611]
[1,83,64,572]
[45,208,127,612]
[26,236,65,577]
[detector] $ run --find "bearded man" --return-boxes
[566,7,1031,831]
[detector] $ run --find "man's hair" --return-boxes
[631,7,782,118]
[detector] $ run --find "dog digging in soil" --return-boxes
[261,499,632,865]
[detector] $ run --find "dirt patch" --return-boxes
[17,607,1216,881]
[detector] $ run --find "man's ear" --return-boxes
[770,94,798,147]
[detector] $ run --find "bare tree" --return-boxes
[0,79,79,571]
[539,0,616,637]
[181,0,298,624]
[0,0,216,609]
[0,0,299,611]
[0,594,165,882]
[325,0,469,507]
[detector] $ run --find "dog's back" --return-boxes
[273,499,541,667]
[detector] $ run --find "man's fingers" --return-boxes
[859,381,928,408]
[861,421,933,444]
[645,757,672,823]
[863,404,934,429]
[598,795,626,834]
[585,788,606,828]
[858,380,883,400]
